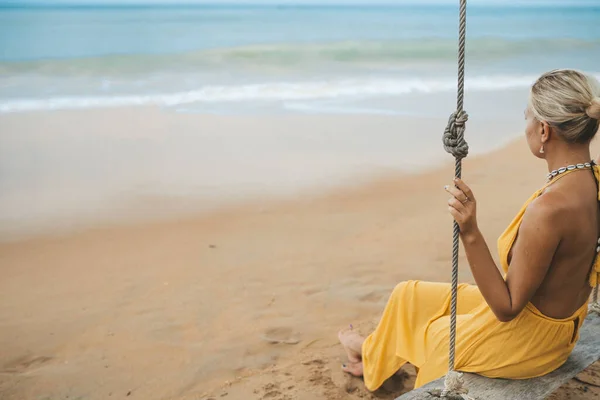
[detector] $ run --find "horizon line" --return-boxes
[1,1,599,8]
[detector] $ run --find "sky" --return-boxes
[0,0,597,5]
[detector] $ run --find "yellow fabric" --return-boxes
[361,167,599,391]
[592,165,600,287]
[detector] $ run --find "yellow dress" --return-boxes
[361,167,600,391]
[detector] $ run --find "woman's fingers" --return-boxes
[445,179,478,235]
[444,184,469,204]
[448,197,466,213]
[448,206,462,221]
[453,178,475,202]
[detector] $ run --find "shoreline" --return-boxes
[0,108,525,243]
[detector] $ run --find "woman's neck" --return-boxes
[545,144,592,173]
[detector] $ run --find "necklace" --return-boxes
[547,161,595,182]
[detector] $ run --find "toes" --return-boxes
[342,362,363,377]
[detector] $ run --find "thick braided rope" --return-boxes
[440,0,470,398]
[590,286,600,314]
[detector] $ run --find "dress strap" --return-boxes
[589,164,600,288]
[592,162,600,202]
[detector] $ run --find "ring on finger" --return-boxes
[460,196,469,204]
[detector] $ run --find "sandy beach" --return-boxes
[1,109,599,400]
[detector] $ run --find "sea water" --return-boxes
[1,3,599,115]
[0,2,599,238]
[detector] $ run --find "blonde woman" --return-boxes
[338,69,600,390]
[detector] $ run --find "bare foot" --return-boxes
[338,328,364,363]
[342,361,364,377]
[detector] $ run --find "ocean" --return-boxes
[1,3,599,115]
[1,2,600,239]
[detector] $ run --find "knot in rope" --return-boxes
[441,371,474,400]
[443,111,469,160]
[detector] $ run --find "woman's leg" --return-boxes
[339,327,408,378]
[338,328,365,363]
[359,281,482,390]
[338,281,485,389]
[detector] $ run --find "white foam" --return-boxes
[2,73,596,114]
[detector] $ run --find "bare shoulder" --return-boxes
[523,190,570,233]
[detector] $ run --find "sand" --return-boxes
[1,111,599,400]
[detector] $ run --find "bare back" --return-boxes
[510,169,598,318]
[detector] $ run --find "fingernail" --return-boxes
[444,185,449,190]
[342,364,347,368]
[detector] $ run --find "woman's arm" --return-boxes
[447,179,561,322]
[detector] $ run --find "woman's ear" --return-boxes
[540,121,551,144]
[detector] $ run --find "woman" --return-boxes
[338,69,600,390]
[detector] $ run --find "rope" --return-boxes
[440,0,470,398]
[437,2,598,396]
[590,286,599,314]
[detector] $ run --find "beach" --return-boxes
[2,3,600,399]
[1,108,599,400]
[0,106,528,240]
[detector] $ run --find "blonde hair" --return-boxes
[529,69,600,144]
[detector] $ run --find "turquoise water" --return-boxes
[1,3,600,237]
[0,4,599,113]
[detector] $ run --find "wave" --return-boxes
[0,74,555,113]
[1,38,598,76]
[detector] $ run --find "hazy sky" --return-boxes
[1,0,596,5]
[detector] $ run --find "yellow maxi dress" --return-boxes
[361,167,600,390]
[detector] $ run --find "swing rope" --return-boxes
[439,2,599,398]
[590,286,599,314]
[440,0,471,398]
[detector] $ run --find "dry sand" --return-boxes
[1,113,599,400]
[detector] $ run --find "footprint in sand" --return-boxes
[302,359,325,366]
[2,355,54,373]
[261,382,289,400]
[302,286,323,296]
[358,290,386,303]
[305,359,344,398]
[260,327,300,345]
[344,381,359,394]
